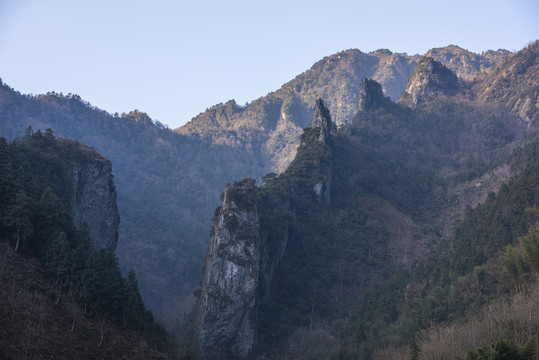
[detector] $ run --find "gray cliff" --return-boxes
[311,99,333,204]
[194,178,261,358]
[193,101,335,358]
[69,150,120,251]
[311,98,333,143]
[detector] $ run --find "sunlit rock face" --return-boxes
[310,99,333,204]
[194,178,261,358]
[311,98,333,143]
[400,56,459,108]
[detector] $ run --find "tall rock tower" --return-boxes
[193,178,261,358]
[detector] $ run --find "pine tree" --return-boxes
[45,231,71,283]
[5,190,34,252]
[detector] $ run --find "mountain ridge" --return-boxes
[175,45,512,174]
[0,42,535,334]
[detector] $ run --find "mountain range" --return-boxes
[0,40,537,344]
[189,40,538,358]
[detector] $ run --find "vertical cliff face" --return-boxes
[311,98,333,143]
[194,178,261,358]
[69,157,120,251]
[7,136,120,252]
[193,101,335,358]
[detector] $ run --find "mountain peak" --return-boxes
[358,78,388,111]
[426,45,510,80]
[400,56,459,107]
[311,99,332,142]
[121,110,153,125]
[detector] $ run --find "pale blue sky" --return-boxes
[0,0,537,128]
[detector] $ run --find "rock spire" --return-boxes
[311,98,333,142]
[358,78,387,111]
[193,178,261,358]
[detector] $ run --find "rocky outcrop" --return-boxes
[310,99,333,204]
[476,40,539,125]
[399,57,459,108]
[194,178,261,358]
[311,98,333,143]
[69,151,120,251]
[193,101,335,358]
[358,78,388,111]
[426,45,510,80]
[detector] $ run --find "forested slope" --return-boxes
[0,133,177,358]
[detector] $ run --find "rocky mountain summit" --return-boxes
[399,57,460,108]
[176,46,509,175]
[358,78,390,111]
[475,40,539,125]
[425,45,511,80]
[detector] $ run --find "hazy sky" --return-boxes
[0,0,537,129]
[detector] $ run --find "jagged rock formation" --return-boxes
[399,57,459,108]
[69,154,120,251]
[194,178,261,358]
[309,99,333,204]
[175,46,508,179]
[475,40,539,125]
[358,78,388,111]
[426,45,510,80]
[311,98,333,142]
[193,101,335,358]
[371,51,419,100]
[0,44,522,332]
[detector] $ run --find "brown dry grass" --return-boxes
[372,279,539,360]
[0,244,171,359]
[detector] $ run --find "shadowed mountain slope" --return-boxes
[0,43,529,333]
